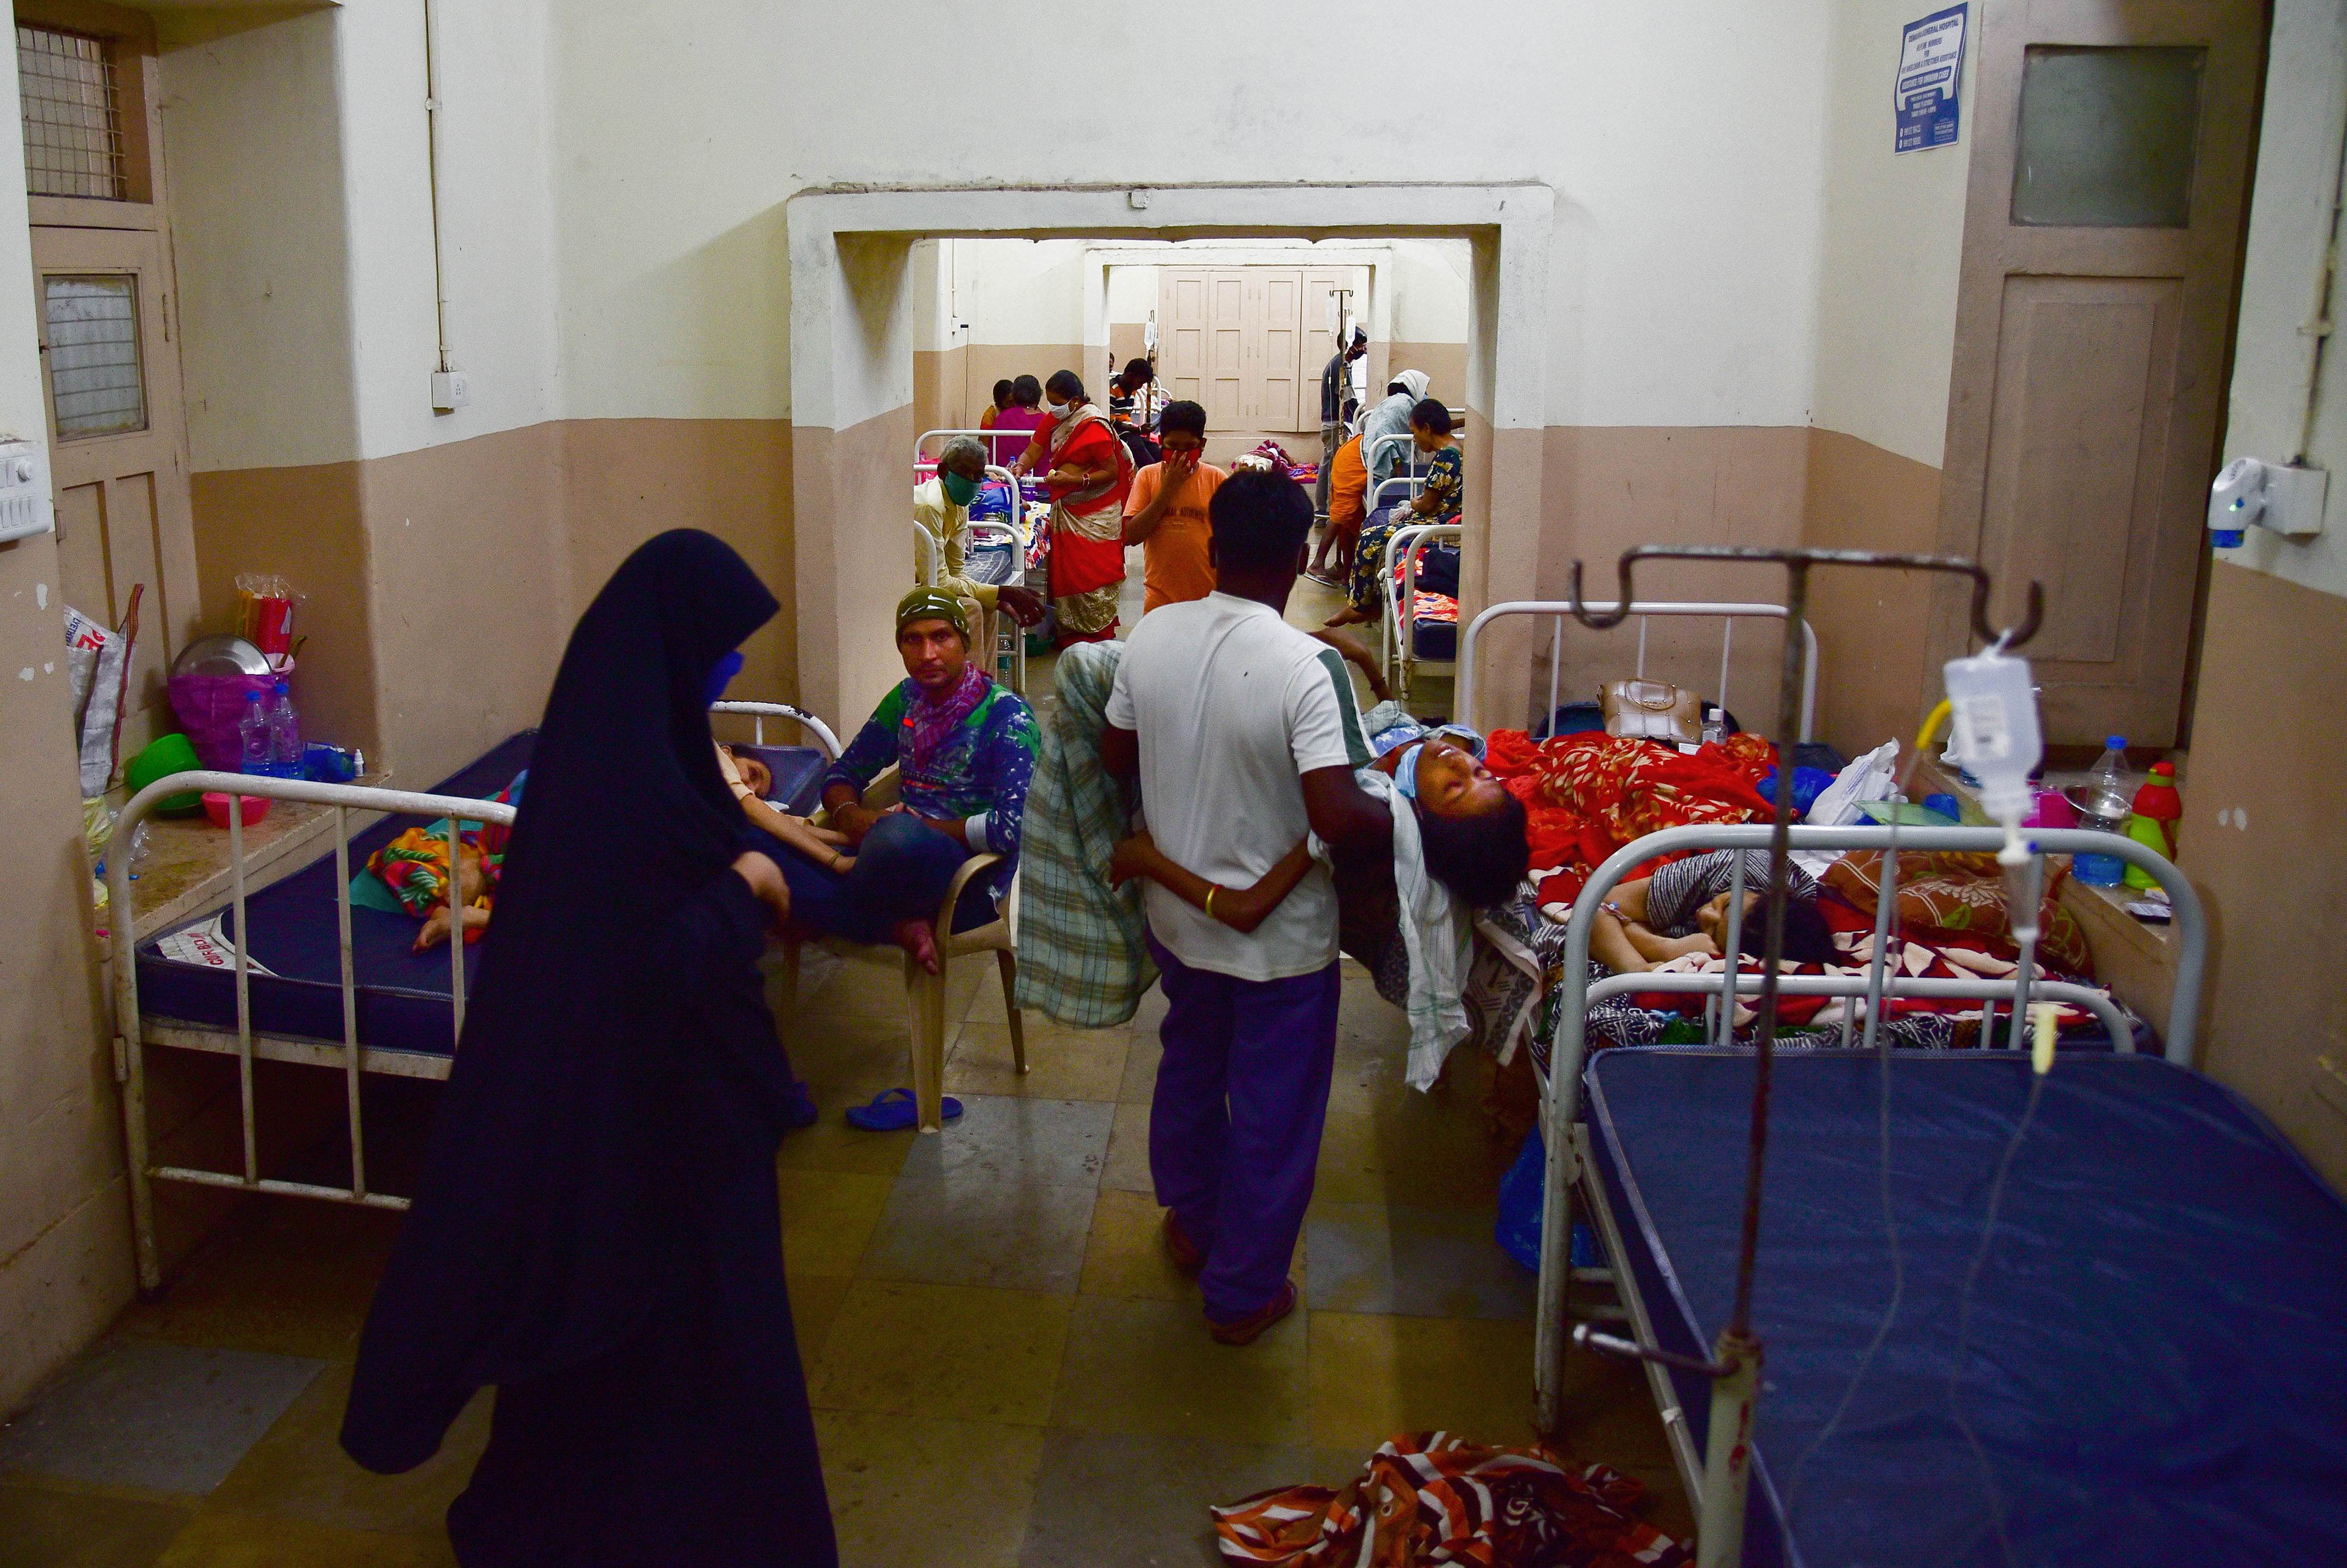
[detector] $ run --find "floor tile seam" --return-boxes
[0,1468,207,1508]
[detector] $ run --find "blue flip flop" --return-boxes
[844,1087,962,1132]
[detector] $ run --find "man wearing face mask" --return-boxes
[915,434,1046,632]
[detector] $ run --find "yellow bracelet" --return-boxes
[1204,885,1219,919]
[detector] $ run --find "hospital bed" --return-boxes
[103,700,837,1295]
[1381,520,1460,705]
[1535,824,2347,1566]
[1456,608,2347,1562]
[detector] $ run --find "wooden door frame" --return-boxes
[1932,0,2265,744]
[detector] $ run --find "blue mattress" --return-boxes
[1583,1048,2347,1568]
[1409,616,1456,661]
[134,732,829,1057]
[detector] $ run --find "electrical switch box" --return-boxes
[0,439,54,545]
[430,370,472,412]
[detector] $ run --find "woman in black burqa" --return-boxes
[341,530,836,1566]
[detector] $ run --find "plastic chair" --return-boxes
[776,766,1025,1133]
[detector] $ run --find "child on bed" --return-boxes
[1109,721,1528,1004]
[1588,848,1837,974]
[366,773,525,952]
[713,743,858,877]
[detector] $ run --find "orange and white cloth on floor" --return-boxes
[1212,1433,1689,1568]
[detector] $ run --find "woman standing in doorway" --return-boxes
[1013,369,1132,646]
[341,531,836,1567]
[988,373,1048,466]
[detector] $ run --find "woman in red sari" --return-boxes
[1012,369,1131,646]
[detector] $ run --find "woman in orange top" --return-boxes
[1308,430,1368,585]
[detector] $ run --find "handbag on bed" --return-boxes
[1599,679,1703,745]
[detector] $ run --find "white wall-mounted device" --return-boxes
[430,369,472,413]
[2208,455,2327,547]
[0,438,54,545]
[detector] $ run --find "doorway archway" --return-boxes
[784,183,1552,727]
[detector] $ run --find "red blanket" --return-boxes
[1486,728,1780,907]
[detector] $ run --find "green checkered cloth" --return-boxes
[1012,642,1157,1027]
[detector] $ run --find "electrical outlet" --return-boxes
[0,439,53,543]
[2264,463,2327,538]
[430,370,472,412]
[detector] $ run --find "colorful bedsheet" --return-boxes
[1485,728,1779,908]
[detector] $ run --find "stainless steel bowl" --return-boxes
[170,634,271,678]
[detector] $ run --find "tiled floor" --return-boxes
[0,553,1683,1566]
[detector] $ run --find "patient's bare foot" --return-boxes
[1322,605,1377,628]
[893,918,941,975]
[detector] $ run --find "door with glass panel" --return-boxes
[17,7,197,755]
[1935,0,2263,747]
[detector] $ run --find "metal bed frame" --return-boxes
[1530,820,2207,1560]
[915,427,1031,693]
[1457,599,1819,744]
[1380,520,1460,704]
[103,700,836,1295]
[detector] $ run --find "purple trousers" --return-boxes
[1145,934,1341,1322]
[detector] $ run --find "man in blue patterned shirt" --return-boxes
[777,588,1038,974]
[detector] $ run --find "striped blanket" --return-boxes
[1213,1433,1688,1567]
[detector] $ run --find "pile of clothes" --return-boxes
[1214,1434,1686,1568]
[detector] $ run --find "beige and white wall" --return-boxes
[2182,0,2347,1191]
[0,41,122,1413]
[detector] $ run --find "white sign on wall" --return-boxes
[1896,4,1968,154]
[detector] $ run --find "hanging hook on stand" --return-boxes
[1566,544,2044,650]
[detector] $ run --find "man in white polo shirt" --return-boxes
[1100,468,1393,1344]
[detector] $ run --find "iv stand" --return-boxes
[1558,546,2042,1568]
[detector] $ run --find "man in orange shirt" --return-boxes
[1122,400,1227,614]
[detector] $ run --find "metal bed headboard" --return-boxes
[1457,601,1819,744]
[1530,820,2209,1438]
[1382,522,1461,702]
[106,700,841,1294]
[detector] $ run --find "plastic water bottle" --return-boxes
[2073,734,2132,886]
[238,689,274,776]
[1701,707,1726,747]
[266,679,302,778]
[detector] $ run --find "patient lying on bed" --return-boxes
[714,744,856,875]
[364,773,524,953]
[1588,847,1836,973]
[1108,729,1528,1001]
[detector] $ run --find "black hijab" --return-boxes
[342,530,778,1473]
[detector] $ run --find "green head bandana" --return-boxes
[896,586,970,642]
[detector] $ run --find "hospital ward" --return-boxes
[2,2,2345,1565]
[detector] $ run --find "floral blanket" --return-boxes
[1485,728,1779,908]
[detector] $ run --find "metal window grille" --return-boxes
[45,275,145,438]
[18,24,124,200]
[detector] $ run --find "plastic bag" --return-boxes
[1494,1128,1600,1273]
[64,605,128,797]
[234,572,300,657]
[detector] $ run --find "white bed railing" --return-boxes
[1529,821,2209,1440]
[1457,600,1819,743]
[1381,522,1461,703]
[106,701,841,1295]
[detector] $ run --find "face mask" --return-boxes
[1047,400,1071,420]
[1395,742,1425,801]
[939,471,978,507]
[704,649,745,706]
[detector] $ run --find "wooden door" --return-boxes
[36,223,196,753]
[1255,269,1302,431]
[1156,265,1313,432]
[1935,0,2263,747]
[1161,267,1209,409]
